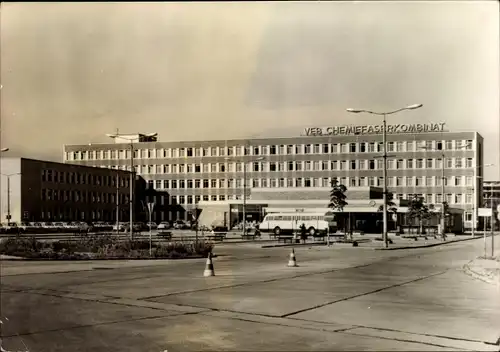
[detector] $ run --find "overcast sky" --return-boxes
[1,2,499,179]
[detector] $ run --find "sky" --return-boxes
[1,1,499,179]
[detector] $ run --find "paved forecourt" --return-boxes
[1,238,499,351]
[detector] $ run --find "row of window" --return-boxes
[42,169,129,188]
[90,157,477,174]
[141,192,475,206]
[41,189,129,204]
[145,175,476,190]
[66,139,474,161]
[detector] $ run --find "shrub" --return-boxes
[0,237,214,260]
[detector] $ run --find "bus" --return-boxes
[258,211,338,236]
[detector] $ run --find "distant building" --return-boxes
[483,180,500,208]
[0,157,133,223]
[63,124,484,229]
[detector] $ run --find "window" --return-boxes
[331,161,338,170]
[359,143,366,153]
[416,159,423,168]
[426,159,433,168]
[406,177,414,186]
[270,145,277,155]
[407,159,414,169]
[426,177,433,186]
[287,145,294,154]
[350,143,357,153]
[187,180,193,189]
[359,160,366,170]
[466,140,473,150]
[387,142,394,152]
[195,179,201,188]
[396,142,404,152]
[305,161,311,171]
[304,144,312,154]
[323,144,329,153]
[466,158,473,168]
[396,177,403,186]
[446,158,453,168]
[179,180,185,188]
[270,162,277,172]
[369,160,375,170]
[155,180,162,189]
[466,193,473,204]
[295,178,302,187]
[314,144,320,154]
[466,176,472,186]
[304,178,311,187]
[455,158,462,168]
[163,180,170,188]
[397,159,404,169]
[350,160,357,170]
[445,140,453,150]
[415,177,423,186]
[211,180,217,188]
[295,145,302,154]
[436,194,443,203]
[455,194,462,204]
[368,143,375,152]
[455,177,462,186]
[387,159,395,169]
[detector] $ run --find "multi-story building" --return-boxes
[0,157,133,223]
[63,122,484,229]
[483,181,500,208]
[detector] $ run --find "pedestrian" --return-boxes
[300,223,307,243]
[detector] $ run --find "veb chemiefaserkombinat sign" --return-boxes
[304,122,446,136]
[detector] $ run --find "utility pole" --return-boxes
[115,173,120,234]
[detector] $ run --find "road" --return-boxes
[0,238,499,351]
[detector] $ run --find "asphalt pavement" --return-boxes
[0,237,499,351]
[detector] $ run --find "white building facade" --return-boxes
[62,123,484,229]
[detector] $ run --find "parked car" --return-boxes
[157,222,171,230]
[146,222,158,230]
[173,220,187,229]
[1,223,21,234]
[112,222,127,232]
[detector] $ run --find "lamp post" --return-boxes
[225,154,265,236]
[1,172,21,223]
[106,132,158,241]
[347,104,423,248]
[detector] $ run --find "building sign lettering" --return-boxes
[304,122,446,136]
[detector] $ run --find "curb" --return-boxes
[261,242,327,249]
[375,235,487,251]
[462,259,499,286]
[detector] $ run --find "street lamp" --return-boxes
[1,172,21,223]
[225,154,265,236]
[347,104,423,248]
[105,132,151,241]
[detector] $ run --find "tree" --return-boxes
[328,177,348,240]
[407,196,431,234]
[378,191,398,232]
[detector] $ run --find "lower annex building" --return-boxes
[63,122,485,230]
[0,157,133,223]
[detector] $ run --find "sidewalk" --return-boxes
[463,237,500,285]
[464,257,500,285]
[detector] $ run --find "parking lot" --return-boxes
[1,237,499,351]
